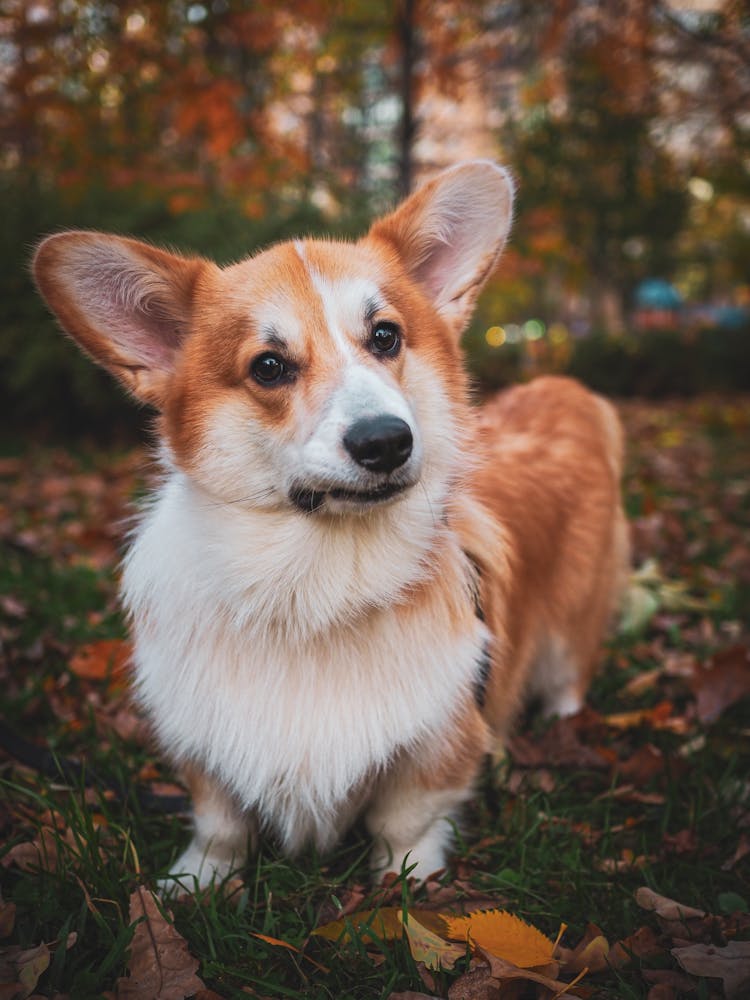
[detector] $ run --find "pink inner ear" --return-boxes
[400,165,514,314]
[109,300,185,370]
[68,244,186,372]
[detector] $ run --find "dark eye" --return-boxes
[370,322,401,357]
[251,353,287,385]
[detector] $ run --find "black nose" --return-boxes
[343,415,413,474]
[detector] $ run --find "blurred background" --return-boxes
[1,0,748,441]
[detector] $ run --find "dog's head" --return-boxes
[34,162,513,516]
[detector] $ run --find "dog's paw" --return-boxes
[157,842,241,896]
[370,834,448,885]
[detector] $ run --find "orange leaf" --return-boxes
[250,933,330,973]
[69,639,131,684]
[444,909,555,968]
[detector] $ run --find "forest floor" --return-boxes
[1,396,749,999]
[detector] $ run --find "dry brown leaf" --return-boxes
[477,947,587,997]
[608,925,663,969]
[507,716,609,771]
[0,901,15,940]
[672,940,750,999]
[447,966,501,1000]
[0,943,51,1000]
[616,744,671,785]
[1,830,59,874]
[115,887,205,1000]
[645,985,677,1000]
[388,993,441,1000]
[722,833,750,871]
[689,645,750,724]
[642,967,699,994]
[634,887,705,922]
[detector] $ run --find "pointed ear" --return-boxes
[368,161,514,335]
[33,231,208,407]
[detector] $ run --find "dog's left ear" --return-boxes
[368,161,514,336]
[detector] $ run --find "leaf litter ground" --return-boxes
[1,397,749,999]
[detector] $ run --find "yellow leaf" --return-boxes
[313,907,448,946]
[397,911,465,971]
[313,907,403,944]
[444,909,555,968]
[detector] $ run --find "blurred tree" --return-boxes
[1,0,749,437]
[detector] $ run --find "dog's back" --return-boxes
[466,376,629,740]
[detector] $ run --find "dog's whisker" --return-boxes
[197,487,278,511]
[419,480,438,528]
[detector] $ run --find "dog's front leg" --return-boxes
[366,709,488,882]
[160,765,255,893]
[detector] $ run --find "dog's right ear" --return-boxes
[33,231,209,408]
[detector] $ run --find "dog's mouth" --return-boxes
[290,481,410,513]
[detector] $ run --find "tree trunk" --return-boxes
[395,0,418,198]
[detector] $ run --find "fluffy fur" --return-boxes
[33,161,628,889]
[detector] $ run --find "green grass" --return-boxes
[1,397,749,998]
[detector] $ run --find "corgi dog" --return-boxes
[33,161,628,890]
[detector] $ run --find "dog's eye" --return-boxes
[370,322,401,357]
[251,353,287,385]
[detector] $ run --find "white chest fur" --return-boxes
[122,474,485,852]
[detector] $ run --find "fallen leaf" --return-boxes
[444,910,555,968]
[619,579,661,635]
[689,645,750,724]
[389,993,441,1000]
[722,834,750,872]
[0,944,51,999]
[477,946,587,997]
[115,887,205,999]
[608,925,663,968]
[0,596,27,620]
[556,923,610,975]
[641,968,698,995]
[397,912,465,971]
[1,830,59,873]
[16,945,50,998]
[645,986,678,1000]
[617,744,673,785]
[249,933,329,974]
[602,701,686,732]
[634,887,705,922]
[446,966,500,1000]
[69,639,131,684]
[622,667,663,697]
[507,716,609,771]
[313,907,403,944]
[596,850,650,874]
[673,940,750,999]
[313,907,447,945]
[0,900,15,939]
